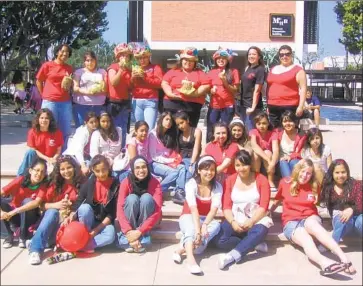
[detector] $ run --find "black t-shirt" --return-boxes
[241,65,265,108]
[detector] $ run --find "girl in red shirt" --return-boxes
[270,159,355,276]
[249,112,279,191]
[214,150,272,270]
[204,122,239,184]
[116,156,162,253]
[36,44,73,147]
[28,155,84,265]
[1,158,48,249]
[17,108,63,176]
[130,43,163,130]
[173,155,222,275]
[207,48,240,142]
[161,47,211,127]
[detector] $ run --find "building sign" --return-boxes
[269,14,294,38]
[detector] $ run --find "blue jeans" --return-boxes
[73,104,104,128]
[332,213,363,243]
[42,100,73,150]
[115,193,154,250]
[77,204,116,250]
[17,149,38,176]
[240,107,261,132]
[151,162,186,192]
[106,102,130,148]
[132,99,158,130]
[30,209,60,253]
[279,159,300,178]
[182,158,195,181]
[179,214,220,254]
[207,107,234,142]
[213,220,268,262]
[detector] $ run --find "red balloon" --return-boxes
[56,222,90,252]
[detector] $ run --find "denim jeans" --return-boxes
[332,213,363,243]
[115,193,155,250]
[279,159,300,178]
[30,209,60,253]
[106,102,131,148]
[42,100,73,149]
[179,214,220,254]
[132,98,158,130]
[1,198,40,240]
[207,107,234,142]
[240,107,261,132]
[73,104,104,128]
[213,220,268,262]
[17,149,38,176]
[77,204,116,250]
[182,158,195,182]
[151,162,186,192]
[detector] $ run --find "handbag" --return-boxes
[112,148,130,171]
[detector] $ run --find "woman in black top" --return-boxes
[174,111,202,181]
[240,46,266,132]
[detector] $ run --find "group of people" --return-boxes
[0,42,361,277]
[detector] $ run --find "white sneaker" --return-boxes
[18,239,26,248]
[125,247,134,253]
[29,252,41,265]
[255,242,268,253]
[187,264,203,274]
[172,252,182,264]
[218,253,234,270]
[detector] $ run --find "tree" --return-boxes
[334,0,363,55]
[0,1,108,83]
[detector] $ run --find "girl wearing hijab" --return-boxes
[115,156,162,253]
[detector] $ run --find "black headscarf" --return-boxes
[128,155,152,197]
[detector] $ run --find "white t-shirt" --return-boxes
[185,178,222,210]
[90,127,122,160]
[301,144,331,172]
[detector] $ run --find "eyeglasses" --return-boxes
[279,52,292,58]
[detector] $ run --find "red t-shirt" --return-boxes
[162,68,211,105]
[208,68,240,109]
[181,196,212,216]
[45,183,78,203]
[132,64,163,99]
[205,141,239,175]
[2,176,46,208]
[107,63,131,102]
[36,61,73,102]
[249,129,278,152]
[27,128,64,157]
[275,178,319,227]
[266,65,302,106]
[94,178,113,205]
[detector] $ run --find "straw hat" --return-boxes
[114,43,133,58]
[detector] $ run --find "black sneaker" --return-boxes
[3,236,14,249]
[172,189,185,205]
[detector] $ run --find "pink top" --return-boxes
[126,135,152,163]
[148,129,174,164]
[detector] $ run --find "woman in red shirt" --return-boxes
[36,44,73,147]
[28,155,84,265]
[17,108,63,176]
[1,158,48,249]
[161,47,211,127]
[130,43,163,130]
[269,159,355,276]
[204,122,239,184]
[116,156,162,253]
[266,45,307,128]
[106,43,133,148]
[207,48,240,142]
[214,150,272,270]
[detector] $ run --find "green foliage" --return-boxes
[334,0,363,55]
[1,1,109,82]
[346,63,363,71]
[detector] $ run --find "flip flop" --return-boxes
[342,262,357,275]
[320,262,346,276]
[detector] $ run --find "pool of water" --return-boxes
[320,106,362,122]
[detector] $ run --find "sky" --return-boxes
[102,1,347,59]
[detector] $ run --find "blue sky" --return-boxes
[102,1,347,58]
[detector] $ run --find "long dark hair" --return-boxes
[193,155,217,189]
[48,155,84,197]
[21,158,48,188]
[53,44,72,59]
[173,110,191,151]
[253,111,273,131]
[90,154,112,177]
[305,127,324,156]
[320,159,355,216]
[32,108,58,133]
[247,46,265,67]
[229,121,249,146]
[281,110,299,129]
[133,120,149,138]
[235,149,253,166]
[210,122,232,149]
[99,112,119,142]
[156,111,177,150]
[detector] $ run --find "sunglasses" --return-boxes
[279,52,292,58]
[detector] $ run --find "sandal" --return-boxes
[342,262,357,275]
[320,262,346,276]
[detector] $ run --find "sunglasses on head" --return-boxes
[279,52,292,58]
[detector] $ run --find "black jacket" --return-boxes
[72,176,119,222]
